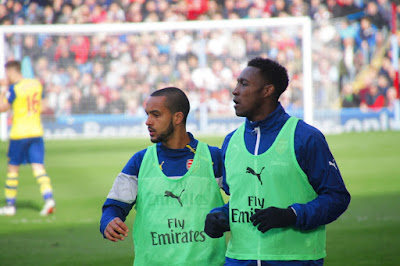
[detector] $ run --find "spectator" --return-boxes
[355,17,377,64]
[57,47,75,69]
[270,0,288,17]
[43,5,55,24]
[90,4,107,23]
[1,0,397,118]
[341,83,361,108]
[377,73,390,95]
[205,0,222,19]
[341,36,356,81]
[72,4,91,24]
[85,0,98,12]
[52,0,64,23]
[125,97,144,116]
[187,0,209,20]
[289,0,308,17]
[207,30,228,58]
[222,0,234,19]
[0,4,10,24]
[22,36,41,62]
[364,1,387,30]
[71,0,84,10]
[376,0,391,26]
[10,1,24,23]
[70,36,91,65]
[95,95,110,114]
[125,3,143,22]
[107,2,125,22]
[25,2,42,24]
[70,86,84,114]
[360,80,385,111]
[379,56,394,82]
[386,87,398,110]
[226,32,246,59]
[325,0,343,18]
[81,84,100,114]
[56,4,73,24]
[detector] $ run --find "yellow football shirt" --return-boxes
[8,79,44,139]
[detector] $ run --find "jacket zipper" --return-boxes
[254,127,260,156]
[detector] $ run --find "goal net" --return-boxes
[0,17,334,140]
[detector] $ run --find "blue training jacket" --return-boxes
[100,133,223,236]
[213,103,351,266]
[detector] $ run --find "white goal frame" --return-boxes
[0,17,313,141]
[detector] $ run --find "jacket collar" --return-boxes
[157,132,198,158]
[244,102,288,132]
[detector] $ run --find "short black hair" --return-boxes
[150,87,190,124]
[247,57,289,98]
[5,60,21,72]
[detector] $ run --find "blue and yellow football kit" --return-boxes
[5,79,53,206]
[7,78,44,165]
[8,78,44,140]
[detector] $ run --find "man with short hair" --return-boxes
[0,60,55,216]
[100,87,226,265]
[205,57,350,265]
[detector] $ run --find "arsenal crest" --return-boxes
[186,159,193,170]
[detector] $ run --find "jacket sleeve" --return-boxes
[99,150,145,237]
[220,131,235,195]
[100,199,133,236]
[290,122,351,230]
[207,132,235,215]
[210,202,230,216]
[208,145,224,188]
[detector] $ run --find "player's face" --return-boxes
[5,68,14,84]
[232,66,266,121]
[145,96,175,143]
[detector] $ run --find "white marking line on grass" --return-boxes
[10,217,57,224]
[9,217,96,224]
[355,215,400,222]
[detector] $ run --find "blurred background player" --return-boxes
[100,87,226,265]
[0,60,55,216]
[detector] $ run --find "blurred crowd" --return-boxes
[1,0,399,117]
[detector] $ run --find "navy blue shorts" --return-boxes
[8,137,45,165]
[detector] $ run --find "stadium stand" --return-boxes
[0,0,398,117]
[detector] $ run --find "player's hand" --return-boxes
[250,207,296,233]
[204,211,230,238]
[104,217,129,242]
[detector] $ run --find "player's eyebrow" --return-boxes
[237,77,250,83]
[146,109,161,115]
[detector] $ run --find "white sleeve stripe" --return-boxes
[107,173,138,204]
[216,176,223,189]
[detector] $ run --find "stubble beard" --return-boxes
[151,120,175,143]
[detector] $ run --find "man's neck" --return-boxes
[249,101,278,122]
[11,75,23,85]
[162,129,190,149]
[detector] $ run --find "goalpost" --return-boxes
[0,17,313,140]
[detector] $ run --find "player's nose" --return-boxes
[145,116,152,126]
[232,85,239,96]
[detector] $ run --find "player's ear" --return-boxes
[263,84,275,98]
[174,111,184,125]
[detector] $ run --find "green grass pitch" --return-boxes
[0,131,399,265]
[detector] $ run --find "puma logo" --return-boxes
[164,189,185,207]
[246,167,265,185]
[329,160,337,170]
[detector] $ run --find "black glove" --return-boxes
[204,212,230,238]
[250,207,296,233]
